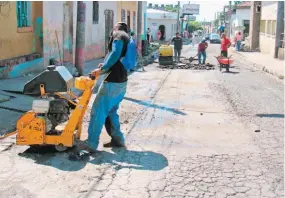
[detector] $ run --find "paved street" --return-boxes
[0,44,283,198]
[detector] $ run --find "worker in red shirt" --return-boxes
[198,39,208,65]
[220,33,231,57]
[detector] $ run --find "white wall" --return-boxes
[235,9,250,26]
[261,1,278,20]
[43,1,64,66]
[85,1,117,60]
[147,19,176,41]
[259,1,278,56]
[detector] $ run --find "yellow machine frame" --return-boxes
[1,76,97,151]
[158,45,173,57]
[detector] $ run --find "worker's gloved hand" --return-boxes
[91,68,101,79]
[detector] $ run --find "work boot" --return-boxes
[103,139,126,148]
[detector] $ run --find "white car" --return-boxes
[209,33,221,44]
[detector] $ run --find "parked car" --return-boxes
[209,33,221,44]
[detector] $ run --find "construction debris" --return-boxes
[158,63,215,70]
[240,45,260,52]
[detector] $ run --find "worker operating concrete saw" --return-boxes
[71,22,134,160]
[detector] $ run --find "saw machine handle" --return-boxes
[88,73,96,80]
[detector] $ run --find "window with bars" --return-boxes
[127,10,130,28]
[121,9,126,22]
[260,20,266,33]
[271,20,276,35]
[16,1,32,27]
[133,11,136,34]
[93,1,99,24]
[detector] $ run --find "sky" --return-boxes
[147,1,228,21]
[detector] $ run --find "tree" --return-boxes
[233,1,244,5]
[164,4,178,12]
[187,21,203,33]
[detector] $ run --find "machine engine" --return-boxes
[25,65,75,133]
[48,98,70,129]
[32,97,71,132]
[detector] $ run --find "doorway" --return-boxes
[104,10,114,55]
[159,25,165,41]
[243,20,250,39]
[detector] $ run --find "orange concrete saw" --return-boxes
[0,65,99,151]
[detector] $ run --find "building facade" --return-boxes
[84,1,118,60]
[248,1,284,59]
[117,1,138,33]
[259,1,278,56]
[0,1,44,78]
[147,9,177,41]
[0,1,145,79]
[230,2,251,39]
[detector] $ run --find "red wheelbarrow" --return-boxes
[215,55,234,72]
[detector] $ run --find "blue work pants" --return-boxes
[236,40,241,51]
[87,81,127,150]
[198,51,206,64]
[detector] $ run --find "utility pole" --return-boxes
[137,1,142,55]
[228,1,232,38]
[75,1,86,76]
[249,1,261,50]
[274,1,284,58]
[176,1,180,33]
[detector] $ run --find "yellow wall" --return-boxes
[117,1,138,31]
[0,1,43,60]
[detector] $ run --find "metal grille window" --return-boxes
[93,1,99,24]
[133,11,136,34]
[16,1,31,27]
[121,9,125,22]
[260,20,266,34]
[271,20,276,35]
[127,10,130,28]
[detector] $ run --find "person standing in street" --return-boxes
[157,29,161,41]
[198,39,208,65]
[168,32,183,63]
[220,33,231,57]
[129,31,137,72]
[75,22,131,156]
[147,28,151,44]
[234,32,242,51]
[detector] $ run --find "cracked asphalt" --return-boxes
[0,44,283,198]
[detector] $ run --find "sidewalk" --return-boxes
[229,48,284,79]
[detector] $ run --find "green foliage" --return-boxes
[187,21,203,33]
[213,19,219,27]
[233,1,244,5]
[164,4,178,12]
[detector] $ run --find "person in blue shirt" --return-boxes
[129,31,137,72]
[77,22,130,155]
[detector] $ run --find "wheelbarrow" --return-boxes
[215,55,234,72]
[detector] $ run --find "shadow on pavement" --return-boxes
[124,97,186,116]
[256,114,284,118]
[222,71,240,74]
[18,146,168,172]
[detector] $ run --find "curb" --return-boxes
[230,48,284,80]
